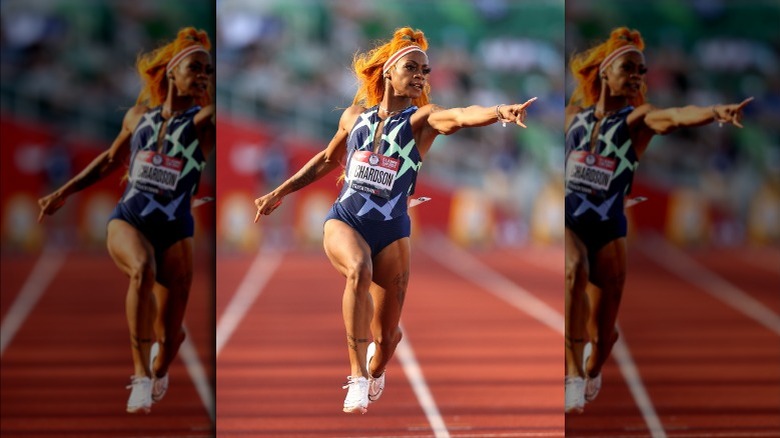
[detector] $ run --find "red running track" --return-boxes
[6,235,774,437]
[565,237,780,437]
[1,247,214,437]
[216,238,565,437]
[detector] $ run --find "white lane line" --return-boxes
[179,322,215,421]
[424,234,564,334]
[423,234,666,437]
[215,246,449,435]
[395,325,451,438]
[612,327,667,438]
[217,246,449,434]
[216,247,283,357]
[639,235,780,336]
[1,245,67,356]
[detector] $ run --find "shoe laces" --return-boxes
[342,376,369,414]
[342,376,368,402]
[342,375,368,390]
[127,375,151,390]
[126,375,152,406]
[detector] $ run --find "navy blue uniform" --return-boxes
[108,106,206,261]
[565,106,639,261]
[325,106,422,257]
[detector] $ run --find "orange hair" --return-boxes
[135,27,213,108]
[335,28,431,186]
[569,27,647,108]
[352,27,431,108]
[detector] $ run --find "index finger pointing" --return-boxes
[518,97,538,109]
[738,96,754,109]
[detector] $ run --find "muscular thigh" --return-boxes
[323,219,372,277]
[371,237,410,307]
[589,237,626,292]
[106,219,155,277]
[565,227,589,276]
[156,237,194,292]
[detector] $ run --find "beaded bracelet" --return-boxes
[712,105,728,128]
[495,104,512,127]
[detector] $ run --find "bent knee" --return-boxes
[127,256,156,287]
[344,258,372,288]
[565,254,588,287]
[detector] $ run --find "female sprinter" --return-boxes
[37,27,215,414]
[564,27,752,414]
[254,27,537,414]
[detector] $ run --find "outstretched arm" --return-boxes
[635,97,753,135]
[253,106,359,222]
[424,97,537,135]
[37,106,141,223]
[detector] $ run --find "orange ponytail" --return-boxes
[569,27,647,108]
[135,27,213,108]
[352,27,431,108]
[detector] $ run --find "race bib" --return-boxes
[347,151,400,199]
[131,151,183,195]
[566,151,616,194]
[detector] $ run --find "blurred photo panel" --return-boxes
[1,0,215,435]
[565,0,780,434]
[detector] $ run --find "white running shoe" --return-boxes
[342,376,369,414]
[582,342,601,402]
[152,373,169,403]
[585,372,602,403]
[565,376,585,414]
[149,342,169,403]
[126,376,152,414]
[366,342,385,403]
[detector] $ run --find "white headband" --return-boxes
[383,45,426,74]
[599,45,644,75]
[166,45,210,74]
